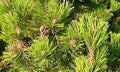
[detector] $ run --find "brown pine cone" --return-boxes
[40,25,51,37]
[10,37,32,50]
[21,37,32,47]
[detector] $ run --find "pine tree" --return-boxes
[0,0,120,72]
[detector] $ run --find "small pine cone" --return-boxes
[16,26,21,36]
[70,39,77,47]
[52,18,58,24]
[40,25,51,37]
[21,37,32,47]
[13,37,32,49]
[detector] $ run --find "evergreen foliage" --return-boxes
[0,0,120,72]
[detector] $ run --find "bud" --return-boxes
[69,39,77,47]
[16,26,21,36]
[52,18,58,24]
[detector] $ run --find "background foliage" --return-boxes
[0,0,120,72]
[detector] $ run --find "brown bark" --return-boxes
[87,48,95,63]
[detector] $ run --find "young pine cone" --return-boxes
[40,25,51,37]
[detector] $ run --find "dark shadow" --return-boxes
[109,9,120,33]
[0,39,7,56]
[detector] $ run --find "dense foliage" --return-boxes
[0,0,120,72]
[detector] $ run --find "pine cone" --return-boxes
[40,25,51,37]
[10,37,32,51]
[21,37,32,47]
